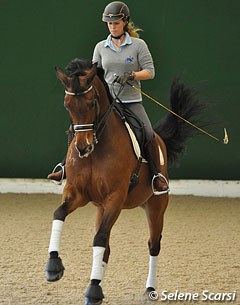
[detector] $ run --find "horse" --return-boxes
[45,58,206,305]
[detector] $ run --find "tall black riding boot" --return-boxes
[145,137,169,195]
[47,126,74,185]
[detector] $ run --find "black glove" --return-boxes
[115,72,135,86]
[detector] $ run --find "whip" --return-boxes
[128,83,229,145]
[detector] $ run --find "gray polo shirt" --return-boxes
[92,32,155,103]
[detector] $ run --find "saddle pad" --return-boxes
[124,122,165,165]
[125,121,147,163]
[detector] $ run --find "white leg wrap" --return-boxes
[90,246,105,281]
[48,220,64,253]
[99,261,107,287]
[146,255,158,289]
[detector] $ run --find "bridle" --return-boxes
[65,85,99,147]
[65,85,95,130]
[64,84,116,155]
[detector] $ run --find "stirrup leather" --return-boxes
[151,173,170,195]
[50,163,65,185]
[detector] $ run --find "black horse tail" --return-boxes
[154,78,208,168]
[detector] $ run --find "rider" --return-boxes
[48,1,169,195]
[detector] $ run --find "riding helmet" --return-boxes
[102,1,130,22]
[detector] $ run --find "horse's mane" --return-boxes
[65,58,113,104]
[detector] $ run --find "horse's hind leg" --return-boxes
[143,194,168,297]
[45,193,84,282]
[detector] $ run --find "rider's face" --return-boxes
[107,19,126,36]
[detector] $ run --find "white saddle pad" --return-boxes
[124,122,164,165]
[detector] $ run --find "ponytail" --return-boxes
[125,21,142,38]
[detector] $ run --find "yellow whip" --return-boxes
[129,84,229,145]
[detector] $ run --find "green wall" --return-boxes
[1,0,239,180]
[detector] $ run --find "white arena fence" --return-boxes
[0,179,239,198]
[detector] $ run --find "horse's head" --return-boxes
[55,59,98,158]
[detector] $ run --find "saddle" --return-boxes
[113,103,147,193]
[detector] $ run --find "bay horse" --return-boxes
[46,58,206,305]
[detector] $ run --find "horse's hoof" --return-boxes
[84,284,104,305]
[45,257,65,282]
[142,287,159,302]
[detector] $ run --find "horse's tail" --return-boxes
[154,78,208,168]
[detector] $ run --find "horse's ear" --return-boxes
[55,66,71,88]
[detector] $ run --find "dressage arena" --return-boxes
[0,193,239,305]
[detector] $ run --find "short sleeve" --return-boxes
[92,43,102,68]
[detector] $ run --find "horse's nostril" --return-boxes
[86,144,93,153]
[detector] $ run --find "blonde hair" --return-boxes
[125,21,142,38]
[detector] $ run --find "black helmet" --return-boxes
[102,1,130,22]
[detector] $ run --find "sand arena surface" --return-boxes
[0,193,239,305]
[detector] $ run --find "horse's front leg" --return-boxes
[94,207,110,287]
[85,193,124,305]
[45,191,86,282]
[143,194,168,300]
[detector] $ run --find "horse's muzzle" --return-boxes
[74,142,94,158]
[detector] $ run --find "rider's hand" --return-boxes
[115,72,135,86]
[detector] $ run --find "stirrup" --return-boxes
[152,173,170,196]
[50,163,65,185]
